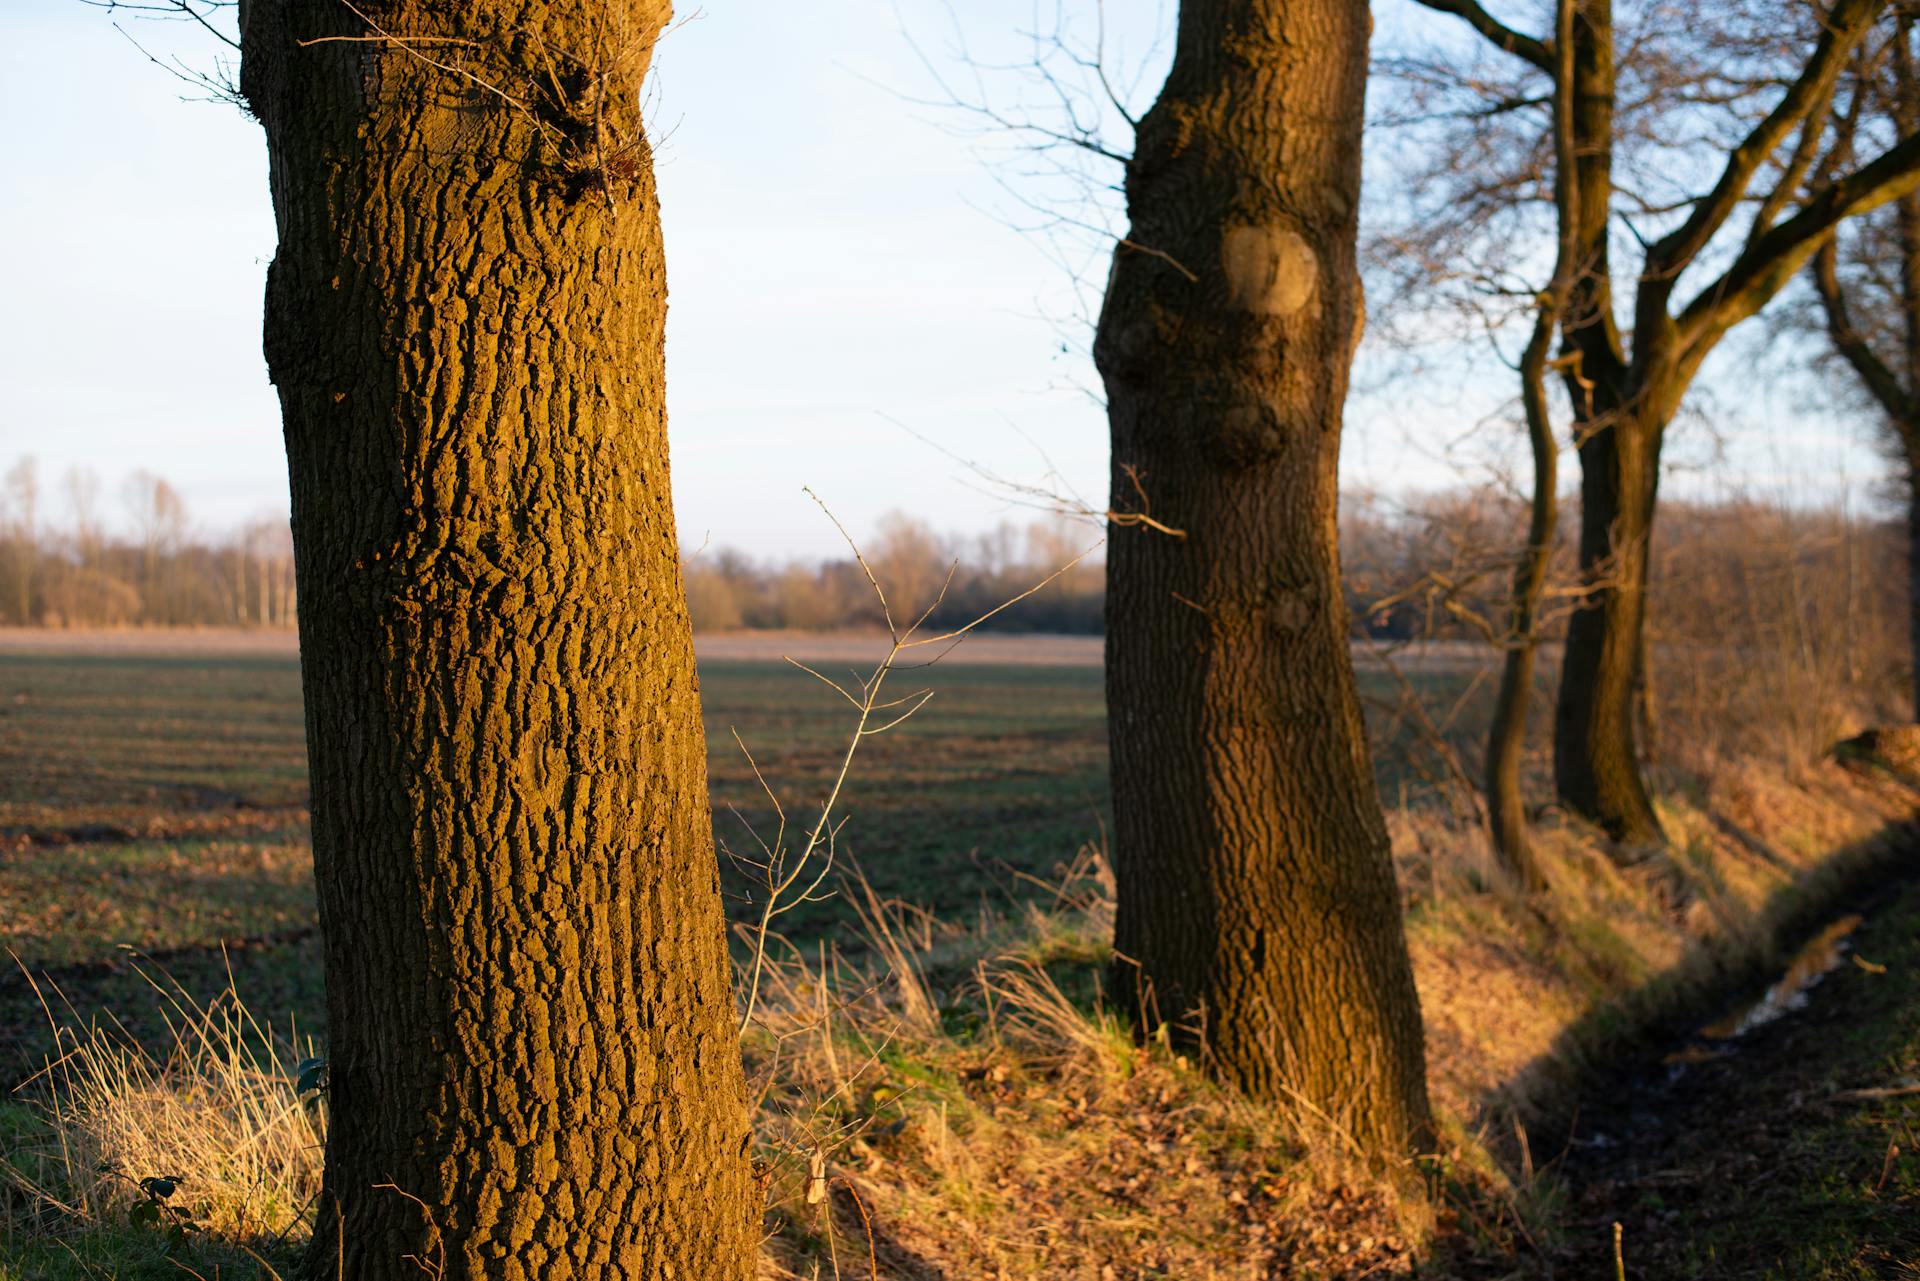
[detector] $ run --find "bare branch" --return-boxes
[1410,0,1553,72]
[1679,124,1920,356]
[1643,0,1881,289]
[1812,237,1919,421]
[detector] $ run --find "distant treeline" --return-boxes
[1343,488,1905,666]
[0,458,295,629]
[688,492,1905,657]
[683,513,1106,634]
[1,455,1901,656]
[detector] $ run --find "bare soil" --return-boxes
[0,627,1503,672]
[0,627,300,657]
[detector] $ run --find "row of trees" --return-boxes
[146,0,1920,1274]
[5,452,1892,658]
[0,458,295,628]
[683,513,1106,632]
[968,0,1920,1156]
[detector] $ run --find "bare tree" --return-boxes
[867,509,952,623]
[63,466,103,570]
[1473,0,1581,891]
[0,457,38,624]
[122,470,189,622]
[1389,0,1920,845]
[1805,5,1920,716]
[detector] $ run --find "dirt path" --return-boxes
[1538,879,1920,1279]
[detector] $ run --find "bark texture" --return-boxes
[1909,462,1920,721]
[1095,0,1432,1155]
[239,3,758,1277]
[1554,392,1667,845]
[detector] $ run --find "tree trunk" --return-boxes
[240,4,758,1278]
[1095,0,1431,1156]
[1485,0,1577,893]
[1897,19,1920,723]
[1485,310,1557,893]
[1553,400,1666,846]
[1541,0,1667,850]
[1908,459,1920,723]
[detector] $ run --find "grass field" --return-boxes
[0,633,1486,1280]
[6,633,1919,1278]
[0,634,1494,1076]
[0,643,1108,954]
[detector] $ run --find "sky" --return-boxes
[0,1,1892,559]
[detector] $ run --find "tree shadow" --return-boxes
[832,1183,954,1281]
[1480,785,1920,1159]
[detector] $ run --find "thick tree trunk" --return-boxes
[1553,401,1666,847]
[1896,23,1920,722]
[240,4,758,1278]
[1095,0,1431,1156]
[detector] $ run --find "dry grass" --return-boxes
[5,756,1917,1278]
[1394,748,1920,1126]
[1,959,322,1278]
[744,853,1449,1280]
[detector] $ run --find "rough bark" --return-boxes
[239,3,758,1277]
[1908,462,1920,722]
[1555,396,1668,846]
[1095,0,1431,1156]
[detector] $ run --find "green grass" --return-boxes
[1,837,314,968]
[0,652,309,823]
[0,650,1115,950]
[703,660,1112,940]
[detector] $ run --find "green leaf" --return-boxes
[295,1057,328,1095]
[129,1200,160,1227]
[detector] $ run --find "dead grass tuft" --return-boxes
[1,956,322,1273]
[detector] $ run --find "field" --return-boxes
[0,630,1511,1095]
[13,630,1914,1278]
[0,630,1509,1280]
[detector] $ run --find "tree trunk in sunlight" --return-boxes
[1094,0,1432,1157]
[240,2,758,1276]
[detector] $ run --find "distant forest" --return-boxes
[0,454,1901,651]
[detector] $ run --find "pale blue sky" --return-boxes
[0,1,1887,558]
